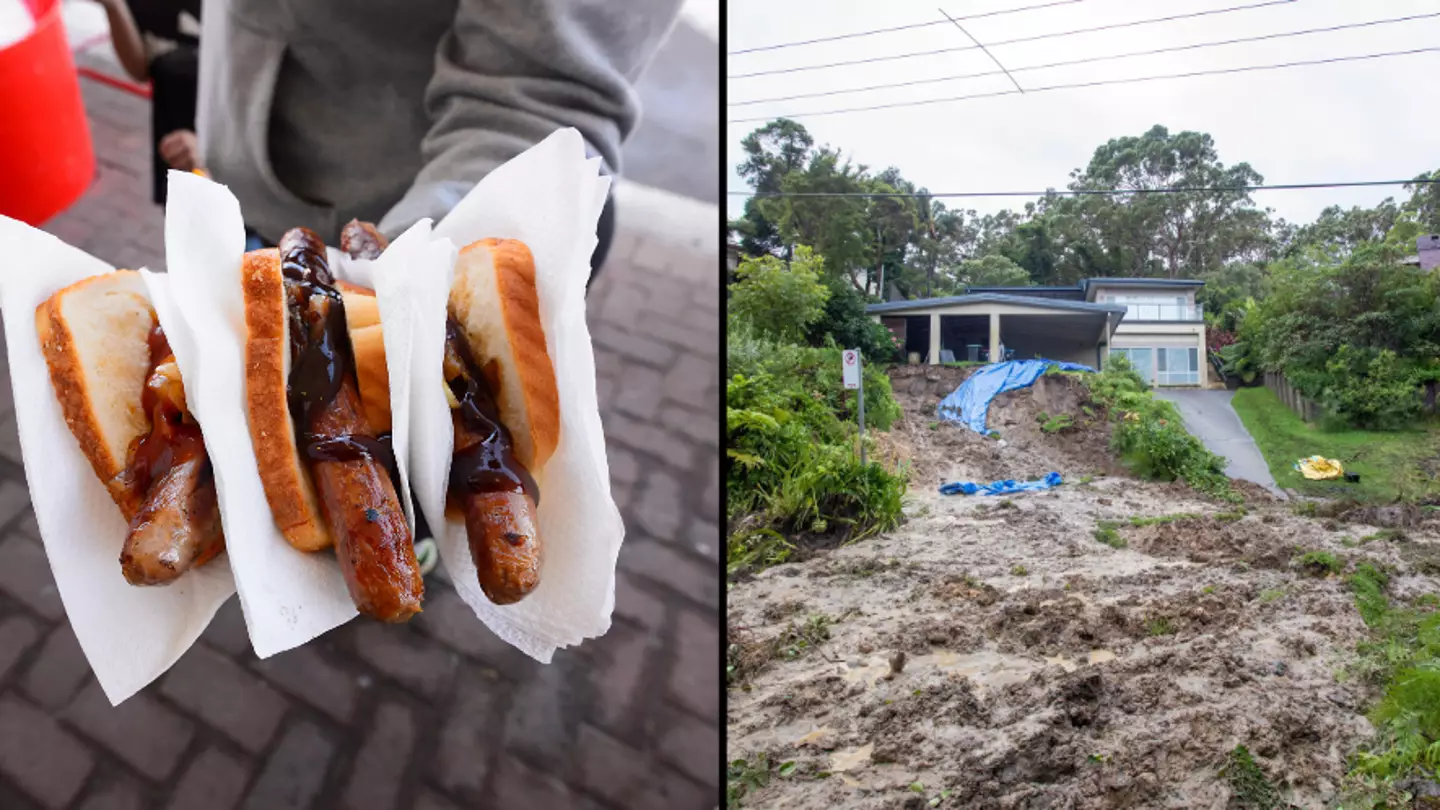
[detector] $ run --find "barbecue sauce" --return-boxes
[443,318,539,505]
[115,324,206,511]
[279,229,395,473]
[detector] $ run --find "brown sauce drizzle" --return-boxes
[278,229,394,473]
[117,324,205,508]
[444,318,539,505]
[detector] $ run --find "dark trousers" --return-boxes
[149,46,199,207]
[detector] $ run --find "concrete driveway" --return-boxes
[1154,389,1284,496]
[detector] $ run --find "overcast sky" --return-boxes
[725,0,1440,227]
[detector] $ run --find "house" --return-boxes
[726,240,742,274]
[867,277,1208,387]
[1402,234,1440,270]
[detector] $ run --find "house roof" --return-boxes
[866,292,1127,317]
[1082,277,1204,289]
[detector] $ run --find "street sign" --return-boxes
[842,349,867,466]
[842,349,861,389]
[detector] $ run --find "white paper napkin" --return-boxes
[0,215,235,705]
[162,171,440,657]
[399,128,622,661]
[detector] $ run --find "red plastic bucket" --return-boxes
[0,0,94,225]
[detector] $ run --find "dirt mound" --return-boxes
[1127,517,1296,569]
[890,366,1116,486]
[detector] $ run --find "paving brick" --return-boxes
[0,614,42,680]
[413,588,532,679]
[491,755,576,807]
[75,774,147,810]
[578,723,650,806]
[200,598,253,657]
[657,708,719,788]
[502,653,588,774]
[614,572,667,632]
[242,721,334,810]
[634,311,719,358]
[0,695,95,809]
[0,536,65,621]
[686,520,719,562]
[659,402,719,448]
[412,790,462,810]
[613,364,666,420]
[435,668,502,798]
[341,702,415,810]
[606,445,640,488]
[669,609,719,722]
[0,415,22,465]
[351,622,457,699]
[633,469,685,541]
[604,412,694,471]
[251,644,358,723]
[62,681,194,781]
[165,747,250,810]
[0,480,36,534]
[619,538,718,608]
[23,624,90,710]
[702,463,720,520]
[663,361,717,410]
[591,323,677,368]
[591,624,656,732]
[161,645,287,752]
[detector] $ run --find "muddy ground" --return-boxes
[728,366,1440,808]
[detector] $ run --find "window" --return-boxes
[1112,346,1199,385]
[1100,292,1200,321]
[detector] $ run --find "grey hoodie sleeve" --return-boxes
[376,0,682,237]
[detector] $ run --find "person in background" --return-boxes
[198,0,681,285]
[95,0,202,206]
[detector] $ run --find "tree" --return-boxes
[1069,125,1271,278]
[728,246,831,342]
[1403,169,1440,233]
[1284,200,1399,261]
[951,254,1032,288]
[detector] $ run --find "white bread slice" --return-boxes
[35,270,155,516]
[336,281,390,433]
[448,239,560,472]
[241,249,331,552]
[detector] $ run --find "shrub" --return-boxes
[728,246,830,343]
[807,277,901,362]
[1085,357,1235,501]
[1317,346,1420,429]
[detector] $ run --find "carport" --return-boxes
[868,294,1127,366]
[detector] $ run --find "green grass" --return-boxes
[1221,745,1285,809]
[1296,550,1343,577]
[1230,387,1440,502]
[1093,521,1125,548]
[1128,512,1200,527]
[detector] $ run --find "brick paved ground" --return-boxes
[0,77,719,809]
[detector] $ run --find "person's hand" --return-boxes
[159,130,201,172]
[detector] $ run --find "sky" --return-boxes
[725,0,1440,228]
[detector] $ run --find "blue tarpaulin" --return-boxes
[940,471,1064,496]
[937,359,1093,434]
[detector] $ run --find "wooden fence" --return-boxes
[1264,372,1323,423]
[1264,372,1440,423]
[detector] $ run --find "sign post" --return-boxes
[842,349,866,466]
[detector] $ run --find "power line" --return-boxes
[730,11,1440,107]
[727,45,1440,123]
[728,0,1296,79]
[727,0,1084,55]
[939,8,1026,94]
[727,179,1440,199]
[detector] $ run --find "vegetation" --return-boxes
[1340,563,1440,804]
[1222,745,1287,809]
[1296,550,1343,577]
[1231,387,1440,502]
[1093,521,1125,549]
[1083,358,1237,501]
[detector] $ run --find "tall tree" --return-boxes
[1069,125,1269,278]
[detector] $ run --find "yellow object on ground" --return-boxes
[1295,455,1344,480]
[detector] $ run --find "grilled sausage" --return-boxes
[121,453,225,585]
[341,219,388,261]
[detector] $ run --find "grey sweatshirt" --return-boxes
[196,0,682,245]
